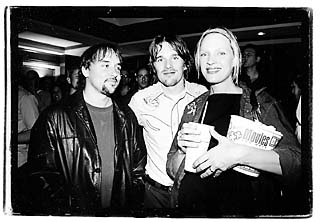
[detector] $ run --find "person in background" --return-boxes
[119,69,133,96]
[290,74,302,144]
[167,27,301,216]
[240,44,274,110]
[135,66,151,90]
[25,43,146,216]
[290,75,302,103]
[114,68,135,106]
[241,44,264,85]
[51,75,70,105]
[37,76,52,112]
[23,70,39,96]
[18,71,40,168]
[66,66,83,95]
[51,84,64,104]
[129,34,207,213]
[116,66,151,107]
[281,74,303,130]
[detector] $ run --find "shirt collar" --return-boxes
[147,82,163,101]
[147,80,200,102]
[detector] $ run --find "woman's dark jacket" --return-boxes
[166,83,301,214]
[26,91,146,215]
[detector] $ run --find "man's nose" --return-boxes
[165,59,172,69]
[111,68,120,76]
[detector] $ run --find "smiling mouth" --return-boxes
[104,78,118,86]
[206,68,221,74]
[163,70,176,75]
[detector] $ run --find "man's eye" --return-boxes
[156,58,163,62]
[173,56,180,60]
[219,51,226,55]
[200,52,207,57]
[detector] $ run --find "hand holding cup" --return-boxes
[178,122,211,173]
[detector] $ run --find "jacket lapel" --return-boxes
[70,91,97,144]
[183,91,210,124]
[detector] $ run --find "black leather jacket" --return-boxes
[26,91,146,215]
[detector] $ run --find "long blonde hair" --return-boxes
[194,27,242,85]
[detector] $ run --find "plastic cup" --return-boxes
[184,122,211,173]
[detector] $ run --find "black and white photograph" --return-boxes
[1,1,316,220]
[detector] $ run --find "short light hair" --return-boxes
[194,27,242,85]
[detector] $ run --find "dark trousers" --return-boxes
[143,180,179,217]
[144,180,172,209]
[179,171,256,217]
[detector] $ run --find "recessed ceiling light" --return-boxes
[19,31,81,48]
[258,32,266,36]
[18,45,64,55]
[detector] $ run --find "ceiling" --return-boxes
[12,7,310,59]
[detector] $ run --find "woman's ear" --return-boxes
[81,67,89,78]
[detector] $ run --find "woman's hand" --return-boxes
[193,127,245,178]
[177,123,202,153]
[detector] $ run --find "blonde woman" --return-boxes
[166,27,301,216]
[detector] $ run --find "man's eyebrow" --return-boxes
[100,59,121,66]
[100,59,111,63]
[156,53,179,58]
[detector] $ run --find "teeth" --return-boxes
[208,67,220,70]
